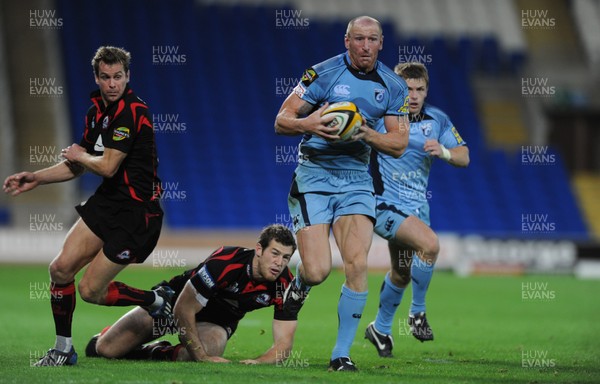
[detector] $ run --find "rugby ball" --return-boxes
[321,101,363,141]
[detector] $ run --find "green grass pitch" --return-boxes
[0,264,598,383]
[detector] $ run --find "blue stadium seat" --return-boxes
[0,208,9,226]
[54,0,588,239]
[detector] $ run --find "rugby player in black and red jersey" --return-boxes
[3,46,171,366]
[86,224,299,364]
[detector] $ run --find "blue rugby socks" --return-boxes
[374,272,405,335]
[410,256,434,315]
[331,284,367,360]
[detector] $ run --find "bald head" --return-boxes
[346,16,382,38]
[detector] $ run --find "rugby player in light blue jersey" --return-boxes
[365,62,470,358]
[274,16,409,371]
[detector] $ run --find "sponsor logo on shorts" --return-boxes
[116,249,131,260]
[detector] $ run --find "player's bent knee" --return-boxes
[423,234,440,261]
[95,337,120,359]
[343,257,368,275]
[49,258,76,284]
[414,233,439,262]
[77,280,103,304]
[94,337,109,357]
[302,268,330,286]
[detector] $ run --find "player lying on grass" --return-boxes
[86,224,299,364]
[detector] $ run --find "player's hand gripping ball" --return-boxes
[321,101,363,141]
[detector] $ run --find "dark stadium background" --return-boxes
[1,0,599,274]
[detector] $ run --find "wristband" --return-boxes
[439,145,452,161]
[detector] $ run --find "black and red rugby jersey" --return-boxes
[186,246,296,322]
[80,86,161,203]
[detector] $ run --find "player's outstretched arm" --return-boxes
[3,160,83,196]
[274,94,338,140]
[240,319,297,365]
[174,281,230,363]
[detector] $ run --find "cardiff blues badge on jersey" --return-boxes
[374,88,385,103]
[419,122,432,136]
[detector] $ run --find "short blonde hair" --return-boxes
[394,62,429,87]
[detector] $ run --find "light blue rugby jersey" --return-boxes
[293,52,408,172]
[372,103,466,212]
